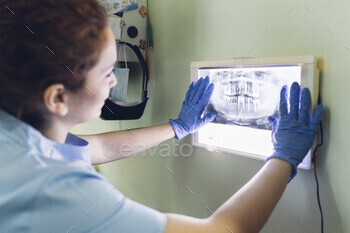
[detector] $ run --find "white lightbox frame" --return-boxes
[190,56,319,170]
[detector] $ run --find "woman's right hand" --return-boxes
[266,82,323,180]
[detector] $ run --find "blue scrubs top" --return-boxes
[0,110,167,233]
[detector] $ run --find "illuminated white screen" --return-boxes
[196,65,311,168]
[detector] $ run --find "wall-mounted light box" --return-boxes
[191,56,319,170]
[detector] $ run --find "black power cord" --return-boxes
[312,118,324,233]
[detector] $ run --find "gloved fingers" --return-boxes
[279,85,288,117]
[197,112,217,128]
[299,88,311,125]
[184,82,195,105]
[268,115,278,128]
[289,82,301,120]
[193,76,210,103]
[311,104,324,131]
[198,82,214,107]
[189,78,203,101]
[268,115,278,136]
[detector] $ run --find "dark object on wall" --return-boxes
[115,12,124,17]
[101,98,148,120]
[127,26,138,38]
[100,42,149,120]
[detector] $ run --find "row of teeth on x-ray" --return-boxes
[214,70,268,113]
[223,95,260,112]
[223,80,260,98]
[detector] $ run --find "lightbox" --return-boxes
[191,56,319,169]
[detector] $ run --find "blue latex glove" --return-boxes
[266,82,323,181]
[170,76,217,140]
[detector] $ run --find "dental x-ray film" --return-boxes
[201,65,301,129]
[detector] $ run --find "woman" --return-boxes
[0,0,323,232]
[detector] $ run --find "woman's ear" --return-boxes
[43,84,69,116]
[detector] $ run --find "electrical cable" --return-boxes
[312,94,324,233]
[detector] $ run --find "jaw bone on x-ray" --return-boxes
[202,66,301,130]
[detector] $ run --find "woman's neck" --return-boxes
[41,120,71,144]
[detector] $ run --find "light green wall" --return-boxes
[72,0,349,232]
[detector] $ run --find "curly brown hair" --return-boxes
[0,0,108,130]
